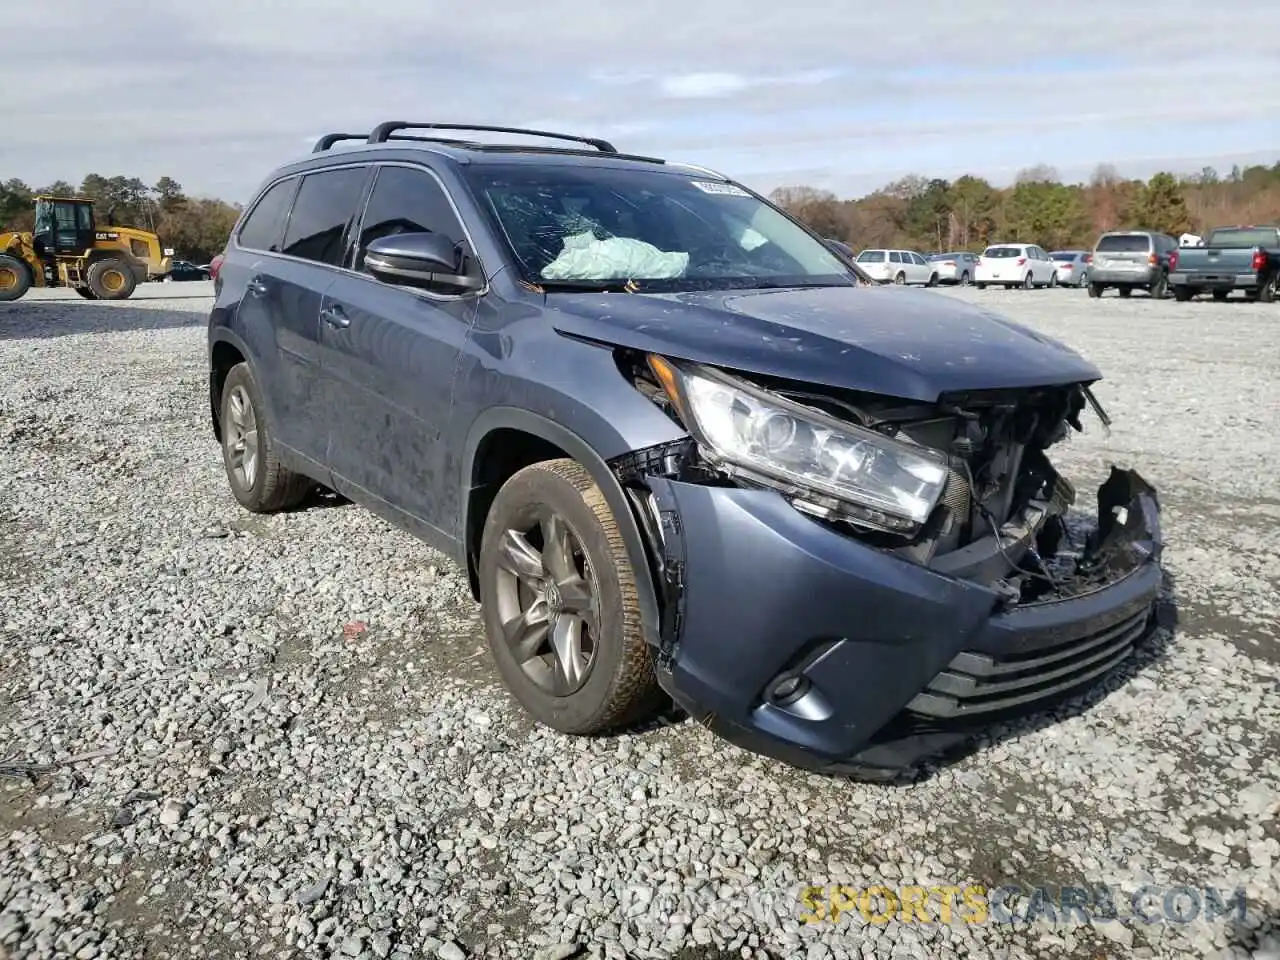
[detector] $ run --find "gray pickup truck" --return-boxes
[1169,225,1280,302]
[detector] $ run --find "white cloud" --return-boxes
[660,73,753,99]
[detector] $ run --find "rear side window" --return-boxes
[281,167,369,266]
[237,177,297,252]
[856,250,885,262]
[1096,234,1151,253]
[355,166,469,273]
[890,252,903,263]
[984,246,1022,258]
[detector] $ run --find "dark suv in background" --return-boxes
[207,122,1164,779]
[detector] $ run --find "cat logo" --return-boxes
[95,231,120,240]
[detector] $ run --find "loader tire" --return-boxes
[0,255,32,302]
[75,287,98,300]
[86,258,137,300]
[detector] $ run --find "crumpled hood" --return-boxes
[548,285,1101,401]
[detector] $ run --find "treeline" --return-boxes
[770,161,1280,253]
[0,175,241,264]
[4,159,1278,264]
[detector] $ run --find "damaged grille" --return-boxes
[904,604,1153,719]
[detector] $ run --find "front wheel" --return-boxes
[1088,282,1104,298]
[0,255,32,302]
[478,459,662,735]
[1078,271,1089,287]
[1021,273,1033,290]
[926,273,938,287]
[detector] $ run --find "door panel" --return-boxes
[318,163,483,535]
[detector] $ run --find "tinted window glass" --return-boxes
[910,252,927,265]
[983,246,1023,258]
[238,178,297,251]
[1096,234,1151,252]
[890,252,902,263]
[857,251,886,262]
[1207,227,1278,247]
[1050,251,1076,261]
[356,166,468,273]
[281,167,368,265]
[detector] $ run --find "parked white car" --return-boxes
[854,249,939,285]
[1050,250,1091,287]
[974,243,1059,289]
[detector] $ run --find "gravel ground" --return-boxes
[1,281,1278,960]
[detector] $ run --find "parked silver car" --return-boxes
[1050,250,1090,287]
[1087,230,1178,298]
[927,251,980,285]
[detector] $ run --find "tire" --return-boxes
[1211,290,1229,301]
[1088,283,1103,298]
[926,272,938,287]
[86,258,137,300]
[894,272,906,285]
[975,282,986,290]
[1047,272,1058,288]
[1021,273,1033,290]
[75,287,97,300]
[1149,272,1168,299]
[0,254,32,302]
[478,458,662,735]
[1118,286,1132,298]
[1174,286,1195,302]
[960,271,970,286]
[1259,274,1277,303]
[218,362,313,513]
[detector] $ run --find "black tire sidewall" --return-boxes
[219,364,271,509]
[478,464,634,732]
[0,256,32,302]
[88,259,137,300]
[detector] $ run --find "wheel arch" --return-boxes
[208,329,267,444]
[462,406,663,650]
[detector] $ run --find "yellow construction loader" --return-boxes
[0,195,172,302]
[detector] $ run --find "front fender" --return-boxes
[461,406,669,650]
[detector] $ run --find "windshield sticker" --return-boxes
[691,180,750,197]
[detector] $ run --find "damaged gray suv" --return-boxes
[207,122,1165,779]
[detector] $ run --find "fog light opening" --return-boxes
[769,673,810,707]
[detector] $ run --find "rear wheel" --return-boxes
[1021,273,1033,290]
[926,272,938,287]
[960,271,970,286]
[478,459,662,735]
[1258,274,1277,303]
[86,258,137,300]
[0,255,32,302]
[1174,286,1196,302]
[1088,282,1104,298]
[1118,286,1132,298]
[1149,272,1168,299]
[218,362,313,512]
[975,282,986,290]
[74,287,97,300]
[894,271,906,285]
[1047,272,1058,288]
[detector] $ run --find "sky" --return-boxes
[4,0,1278,206]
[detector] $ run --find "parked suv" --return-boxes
[1087,230,1178,299]
[207,122,1164,780]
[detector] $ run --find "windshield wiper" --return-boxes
[534,278,642,293]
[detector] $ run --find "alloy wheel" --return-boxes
[492,511,600,696]
[224,385,260,490]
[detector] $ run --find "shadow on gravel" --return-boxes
[0,300,206,341]
[1226,903,1280,954]
[898,568,1184,786]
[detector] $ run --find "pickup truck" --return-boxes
[1169,225,1280,302]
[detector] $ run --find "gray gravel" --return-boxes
[2,281,1278,960]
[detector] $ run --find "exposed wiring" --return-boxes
[959,459,1063,595]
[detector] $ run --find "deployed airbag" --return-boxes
[540,232,689,281]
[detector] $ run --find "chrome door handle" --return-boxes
[247,277,269,297]
[320,304,350,329]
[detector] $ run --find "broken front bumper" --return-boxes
[638,468,1164,778]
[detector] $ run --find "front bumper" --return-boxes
[643,469,1164,779]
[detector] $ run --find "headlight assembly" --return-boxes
[647,355,949,532]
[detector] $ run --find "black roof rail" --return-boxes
[366,122,618,153]
[313,133,368,153]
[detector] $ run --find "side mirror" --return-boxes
[364,232,481,291]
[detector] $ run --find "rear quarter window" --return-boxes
[237,177,298,252]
